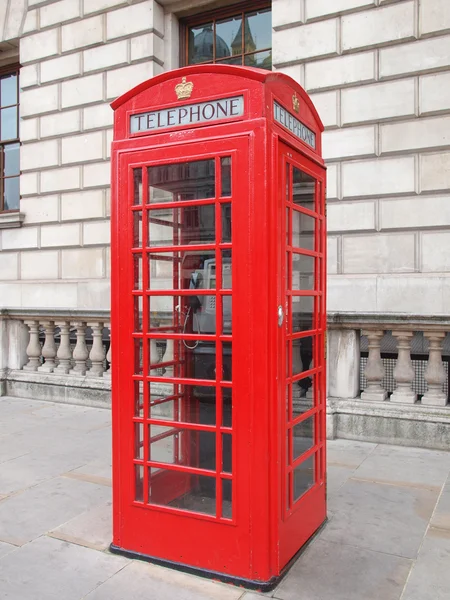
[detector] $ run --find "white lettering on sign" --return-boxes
[273,102,316,149]
[130,96,244,133]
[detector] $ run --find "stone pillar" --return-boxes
[54,321,72,374]
[391,331,417,404]
[87,322,105,378]
[8,320,29,370]
[23,320,41,371]
[328,329,361,399]
[422,332,448,407]
[361,330,387,401]
[104,323,111,378]
[38,321,56,373]
[69,321,88,376]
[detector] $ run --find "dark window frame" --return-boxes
[180,0,272,69]
[0,64,20,214]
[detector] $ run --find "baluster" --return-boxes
[38,321,56,373]
[163,339,174,376]
[69,321,89,376]
[104,322,111,378]
[361,330,387,401]
[391,331,417,404]
[54,321,72,374]
[23,320,41,371]
[422,332,448,407]
[87,322,105,377]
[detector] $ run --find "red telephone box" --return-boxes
[110,65,327,590]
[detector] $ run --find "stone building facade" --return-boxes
[0,0,449,447]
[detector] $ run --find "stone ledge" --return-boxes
[327,396,450,450]
[5,369,111,408]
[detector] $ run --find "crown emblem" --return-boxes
[292,93,300,113]
[175,77,194,100]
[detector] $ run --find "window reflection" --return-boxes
[149,160,215,203]
[187,7,272,70]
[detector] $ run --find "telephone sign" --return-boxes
[110,65,327,590]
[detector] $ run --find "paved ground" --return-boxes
[0,396,449,600]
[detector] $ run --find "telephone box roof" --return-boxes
[110,64,324,131]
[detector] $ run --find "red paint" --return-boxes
[111,65,326,587]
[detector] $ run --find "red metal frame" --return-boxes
[111,65,326,589]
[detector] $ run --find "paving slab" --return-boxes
[67,459,112,485]
[0,540,17,559]
[431,485,450,531]
[273,539,412,600]
[0,476,111,546]
[352,444,450,490]
[322,479,439,558]
[49,501,112,551]
[83,559,245,600]
[401,527,450,600]
[0,535,128,600]
[326,439,377,469]
[326,464,355,498]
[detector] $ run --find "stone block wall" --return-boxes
[273,0,450,314]
[0,0,164,310]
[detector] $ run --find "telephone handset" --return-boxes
[189,270,202,312]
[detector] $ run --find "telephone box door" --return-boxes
[113,135,255,576]
[277,142,327,568]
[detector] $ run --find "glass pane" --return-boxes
[244,50,272,70]
[188,24,214,64]
[134,339,143,374]
[148,160,215,202]
[4,142,19,176]
[133,254,142,289]
[149,250,216,290]
[3,176,19,210]
[148,205,215,247]
[292,336,314,377]
[292,211,315,250]
[133,211,142,248]
[222,433,232,473]
[215,56,242,65]
[221,158,231,197]
[292,296,313,333]
[133,169,142,205]
[222,479,232,518]
[134,295,143,331]
[293,168,315,211]
[149,381,217,426]
[149,469,216,516]
[135,465,144,502]
[222,295,232,334]
[294,454,315,502]
[293,417,314,460]
[222,251,232,289]
[292,254,314,291]
[221,204,232,242]
[134,422,144,459]
[1,73,17,106]
[293,379,313,416]
[245,9,272,52]
[149,425,216,471]
[134,381,143,417]
[216,16,241,58]
[149,339,217,381]
[1,106,17,141]
[222,342,232,381]
[222,388,232,427]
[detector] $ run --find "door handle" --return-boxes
[277,305,284,327]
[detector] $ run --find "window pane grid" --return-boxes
[0,69,19,212]
[185,4,272,70]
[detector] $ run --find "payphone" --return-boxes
[111,65,326,589]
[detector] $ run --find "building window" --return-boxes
[182,2,272,71]
[0,69,19,213]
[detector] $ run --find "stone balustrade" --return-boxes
[328,313,450,408]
